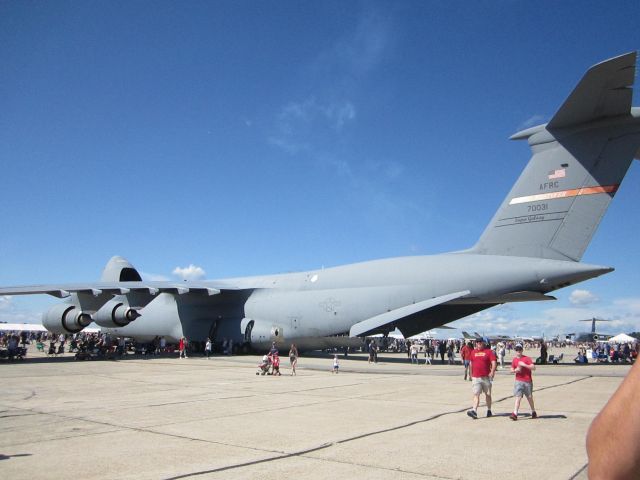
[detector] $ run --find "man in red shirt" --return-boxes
[467,338,497,419]
[509,344,537,420]
[460,341,473,381]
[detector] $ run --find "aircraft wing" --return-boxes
[0,281,243,299]
[349,290,470,337]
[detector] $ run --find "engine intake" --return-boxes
[94,299,140,328]
[43,304,92,334]
[244,319,285,348]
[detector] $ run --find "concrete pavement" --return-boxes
[0,346,630,479]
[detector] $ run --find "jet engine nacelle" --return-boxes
[94,299,140,328]
[42,304,92,334]
[243,319,285,348]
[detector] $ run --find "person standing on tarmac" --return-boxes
[509,344,537,420]
[467,337,497,419]
[179,336,188,359]
[289,343,298,375]
[460,341,472,381]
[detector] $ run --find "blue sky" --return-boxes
[1,0,639,338]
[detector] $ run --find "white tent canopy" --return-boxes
[608,333,637,344]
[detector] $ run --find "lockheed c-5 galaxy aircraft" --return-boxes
[2,53,639,352]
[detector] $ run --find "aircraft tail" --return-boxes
[472,52,640,261]
[101,256,143,282]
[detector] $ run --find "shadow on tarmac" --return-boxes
[0,453,33,461]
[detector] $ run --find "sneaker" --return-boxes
[531,411,538,419]
[509,412,518,421]
[466,410,477,419]
[486,410,493,418]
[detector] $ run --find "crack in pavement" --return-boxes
[158,375,594,479]
[1,374,595,478]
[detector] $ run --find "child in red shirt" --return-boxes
[272,354,281,376]
[509,344,537,420]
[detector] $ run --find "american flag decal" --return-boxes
[548,168,566,179]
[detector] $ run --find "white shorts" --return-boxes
[472,376,492,395]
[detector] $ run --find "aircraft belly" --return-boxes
[244,285,432,338]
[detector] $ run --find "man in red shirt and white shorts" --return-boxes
[509,343,537,420]
[467,337,497,419]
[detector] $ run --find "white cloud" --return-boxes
[0,295,12,311]
[569,289,599,306]
[269,97,357,157]
[445,294,640,338]
[0,296,55,324]
[613,297,640,314]
[269,8,393,158]
[312,9,393,80]
[172,264,206,281]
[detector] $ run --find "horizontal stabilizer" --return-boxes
[455,291,556,304]
[548,52,636,129]
[349,290,470,337]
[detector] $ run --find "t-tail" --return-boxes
[472,52,640,261]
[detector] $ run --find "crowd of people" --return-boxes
[0,330,188,360]
[573,342,637,363]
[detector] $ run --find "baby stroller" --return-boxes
[256,355,272,375]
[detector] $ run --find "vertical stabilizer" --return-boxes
[472,53,640,261]
[101,256,142,282]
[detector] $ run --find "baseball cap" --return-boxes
[515,343,523,351]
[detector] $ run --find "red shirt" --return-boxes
[460,344,471,361]
[511,355,533,382]
[470,348,496,377]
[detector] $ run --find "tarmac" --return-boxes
[0,346,631,480]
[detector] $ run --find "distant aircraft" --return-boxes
[462,331,514,343]
[572,318,614,342]
[1,53,639,352]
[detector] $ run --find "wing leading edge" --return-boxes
[0,281,243,299]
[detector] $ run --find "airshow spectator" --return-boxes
[271,354,281,375]
[179,336,188,358]
[410,343,419,364]
[460,341,472,381]
[289,343,298,375]
[447,343,455,365]
[368,341,375,364]
[509,344,537,420]
[497,342,506,369]
[540,341,548,364]
[438,341,447,364]
[467,338,497,419]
